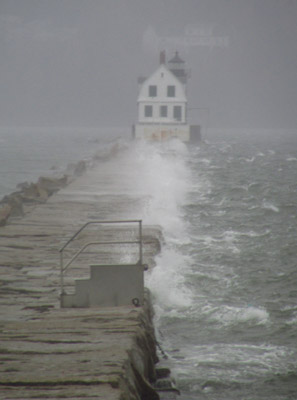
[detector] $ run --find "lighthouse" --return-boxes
[133,51,200,142]
[167,50,188,84]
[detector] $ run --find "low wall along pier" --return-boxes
[0,148,177,400]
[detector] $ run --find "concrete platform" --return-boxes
[0,150,163,399]
[0,303,159,399]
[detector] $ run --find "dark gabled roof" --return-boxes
[168,51,185,64]
[138,76,147,84]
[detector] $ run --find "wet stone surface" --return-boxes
[0,155,162,399]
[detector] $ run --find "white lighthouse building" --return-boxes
[133,51,200,142]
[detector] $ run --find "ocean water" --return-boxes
[1,127,297,399]
[142,130,297,400]
[0,126,127,199]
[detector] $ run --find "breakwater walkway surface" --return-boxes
[0,146,170,400]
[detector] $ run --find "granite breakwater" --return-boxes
[0,146,177,399]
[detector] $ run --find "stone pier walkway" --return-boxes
[0,149,162,399]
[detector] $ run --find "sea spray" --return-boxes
[131,131,297,399]
[124,140,195,314]
[2,127,297,399]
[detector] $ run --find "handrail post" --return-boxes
[59,219,144,285]
[60,250,64,295]
[139,220,143,265]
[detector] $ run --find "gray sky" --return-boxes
[1,0,296,128]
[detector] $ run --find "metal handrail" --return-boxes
[59,220,143,294]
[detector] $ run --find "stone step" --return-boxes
[61,264,145,308]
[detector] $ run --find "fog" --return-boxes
[1,0,296,129]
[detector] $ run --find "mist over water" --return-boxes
[1,1,297,129]
[0,126,126,198]
[2,2,297,398]
[1,127,297,399]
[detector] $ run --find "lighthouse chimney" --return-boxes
[159,50,166,65]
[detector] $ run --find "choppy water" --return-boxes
[1,127,297,399]
[144,130,297,400]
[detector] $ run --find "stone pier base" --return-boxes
[0,147,165,399]
[0,291,160,399]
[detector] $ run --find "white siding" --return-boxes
[138,102,187,123]
[137,64,187,124]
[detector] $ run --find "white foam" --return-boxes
[262,200,280,212]
[209,305,270,326]
[127,141,191,240]
[146,247,193,312]
[240,229,271,238]
[192,230,241,254]
[287,157,297,161]
[286,311,297,325]
[241,156,255,163]
[174,342,292,379]
[238,306,270,324]
[126,140,195,312]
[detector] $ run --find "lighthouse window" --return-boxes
[173,105,182,121]
[167,85,175,97]
[160,105,167,117]
[144,105,153,117]
[149,85,157,97]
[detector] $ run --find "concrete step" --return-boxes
[61,264,145,308]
